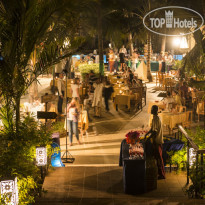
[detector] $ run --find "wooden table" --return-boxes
[147,101,166,113]
[114,94,140,111]
[149,111,187,130]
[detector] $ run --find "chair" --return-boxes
[197,101,205,122]
[176,105,186,113]
[183,111,193,128]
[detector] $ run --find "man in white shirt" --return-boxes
[57,73,65,114]
[145,105,165,179]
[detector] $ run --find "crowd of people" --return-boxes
[56,65,144,145]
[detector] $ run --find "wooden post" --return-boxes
[147,34,153,82]
[187,141,189,184]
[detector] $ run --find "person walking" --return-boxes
[92,78,104,117]
[66,98,81,146]
[145,105,165,179]
[57,73,65,114]
[103,80,114,112]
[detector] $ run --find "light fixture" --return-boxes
[173,37,181,46]
[63,37,70,48]
[36,147,47,166]
[189,148,196,167]
[180,36,189,49]
[0,177,18,205]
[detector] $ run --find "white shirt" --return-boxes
[119,47,127,54]
[71,84,79,98]
[151,115,163,144]
[57,78,65,96]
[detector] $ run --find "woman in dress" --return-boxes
[92,78,104,117]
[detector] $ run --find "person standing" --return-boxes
[92,78,104,117]
[145,105,165,179]
[119,45,127,71]
[108,49,115,73]
[103,80,114,112]
[71,78,80,101]
[57,73,65,114]
[66,98,81,146]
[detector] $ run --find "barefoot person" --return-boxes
[145,105,165,179]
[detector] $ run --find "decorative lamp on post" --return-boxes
[36,147,47,166]
[189,147,196,167]
[36,147,47,181]
[0,177,18,205]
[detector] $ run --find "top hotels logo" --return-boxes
[143,6,204,36]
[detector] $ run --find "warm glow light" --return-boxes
[189,148,196,166]
[180,37,189,49]
[36,147,47,166]
[0,177,18,205]
[173,37,181,46]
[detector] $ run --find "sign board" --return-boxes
[41,94,58,103]
[37,111,57,119]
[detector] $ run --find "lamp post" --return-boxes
[0,177,18,205]
[36,147,47,181]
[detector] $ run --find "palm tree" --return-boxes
[0,0,85,131]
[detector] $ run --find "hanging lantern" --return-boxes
[36,147,47,166]
[0,177,18,205]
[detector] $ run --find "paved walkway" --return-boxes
[34,81,204,205]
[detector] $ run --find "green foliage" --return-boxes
[168,127,205,198]
[172,60,183,71]
[0,106,52,204]
[188,127,205,149]
[167,147,187,170]
[50,121,65,134]
[186,162,205,198]
[79,63,100,79]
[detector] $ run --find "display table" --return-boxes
[119,139,157,194]
[123,158,146,194]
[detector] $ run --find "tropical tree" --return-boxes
[0,0,85,131]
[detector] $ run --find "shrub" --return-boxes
[0,106,52,204]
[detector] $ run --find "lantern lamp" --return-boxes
[0,177,18,205]
[189,148,196,167]
[36,147,47,166]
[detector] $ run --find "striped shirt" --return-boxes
[151,115,163,144]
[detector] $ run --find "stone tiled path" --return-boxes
[35,82,205,205]
[36,167,203,205]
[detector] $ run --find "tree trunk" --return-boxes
[128,32,134,56]
[97,1,104,75]
[147,34,153,82]
[161,35,166,53]
[15,96,21,132]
